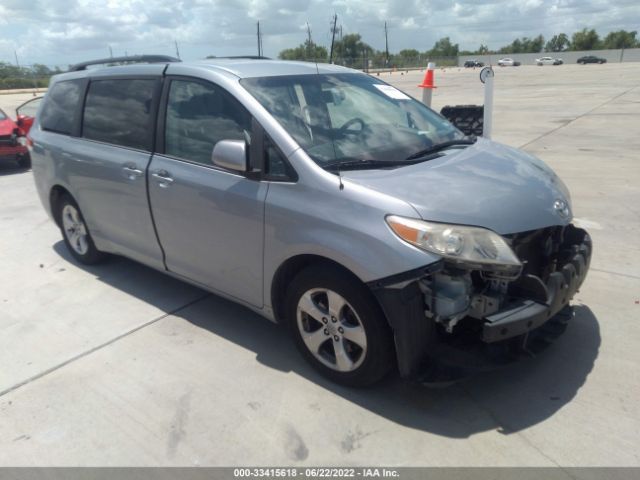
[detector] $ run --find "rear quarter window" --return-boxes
[82,78,157,151]
[40,80,83,135]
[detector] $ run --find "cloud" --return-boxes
[1,0,639,66]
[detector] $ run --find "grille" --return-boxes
[0,134,16,146]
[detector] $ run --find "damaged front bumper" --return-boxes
[0,134,28,161]
[369,224,592,381]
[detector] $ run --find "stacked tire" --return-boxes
[440,105,484,139]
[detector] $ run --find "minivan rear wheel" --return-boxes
[58,195,106,265]
[285,265,394,387]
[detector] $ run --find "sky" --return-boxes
[0,0,638,67]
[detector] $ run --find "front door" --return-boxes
[148,77,267,307]
[16,96,42,134]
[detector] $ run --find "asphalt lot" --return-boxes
[0,63,639,467]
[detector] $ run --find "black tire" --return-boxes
[285,264,394,387]
[57,194,106,265]
[17,153,31,169]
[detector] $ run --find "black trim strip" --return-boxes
[145,75,168,269]
[367,260,444,289]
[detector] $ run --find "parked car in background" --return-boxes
[498,58,521,66]
[577,55,607,64]
[536,56,563,66]
[0,105,33,168]
[463,60,484,68]
[30,56,591,386]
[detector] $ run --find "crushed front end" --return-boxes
[0,131,29,163]
[370,223,592,382]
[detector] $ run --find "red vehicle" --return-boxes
[0,97,41,169]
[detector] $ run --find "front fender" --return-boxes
[263,177,440,313]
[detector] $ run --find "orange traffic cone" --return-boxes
[418,62,437,107]
[418,63,437,89]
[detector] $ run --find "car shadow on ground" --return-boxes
[0,163,29,176]
[53,242,601,439]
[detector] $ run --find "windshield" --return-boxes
[240,73,464,168]
[0,109,6,121]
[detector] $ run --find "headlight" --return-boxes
[386,215,522,272]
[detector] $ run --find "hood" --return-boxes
[0,117,17,136]
[341,138,572,235]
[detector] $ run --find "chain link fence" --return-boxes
[285,56,458,72]
[458,47,640,66]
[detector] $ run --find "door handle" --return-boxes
[151,170,174,187]
[122,164,144,180]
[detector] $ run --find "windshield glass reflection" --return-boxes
[241,73,464,167]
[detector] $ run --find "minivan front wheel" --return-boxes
[58,195,105,264]
[286,265,393,387]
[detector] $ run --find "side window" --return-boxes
[165,80,251,165]
[40,80,83,135]
[83,79,156,151]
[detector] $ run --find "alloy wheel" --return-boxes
[296,288,368,372]
[62,204,89,255]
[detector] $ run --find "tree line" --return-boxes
[278,29,640,67]
[0,62,62,89]
[479,29,639,55]
[279,34,460,68]
[2,28,637,90]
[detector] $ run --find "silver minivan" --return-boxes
[30,56,591,386]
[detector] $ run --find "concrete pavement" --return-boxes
[0,63,638,466]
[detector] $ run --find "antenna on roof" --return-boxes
[384,21,389,67]
[257,22,263,57]
[329,14,338,64]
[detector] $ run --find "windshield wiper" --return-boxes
[324,159,414,171]
[322,138,476,172]
[405,139,475,161]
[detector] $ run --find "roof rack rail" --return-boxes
[68,55,181,72]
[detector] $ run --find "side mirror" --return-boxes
[212,140,248,172]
